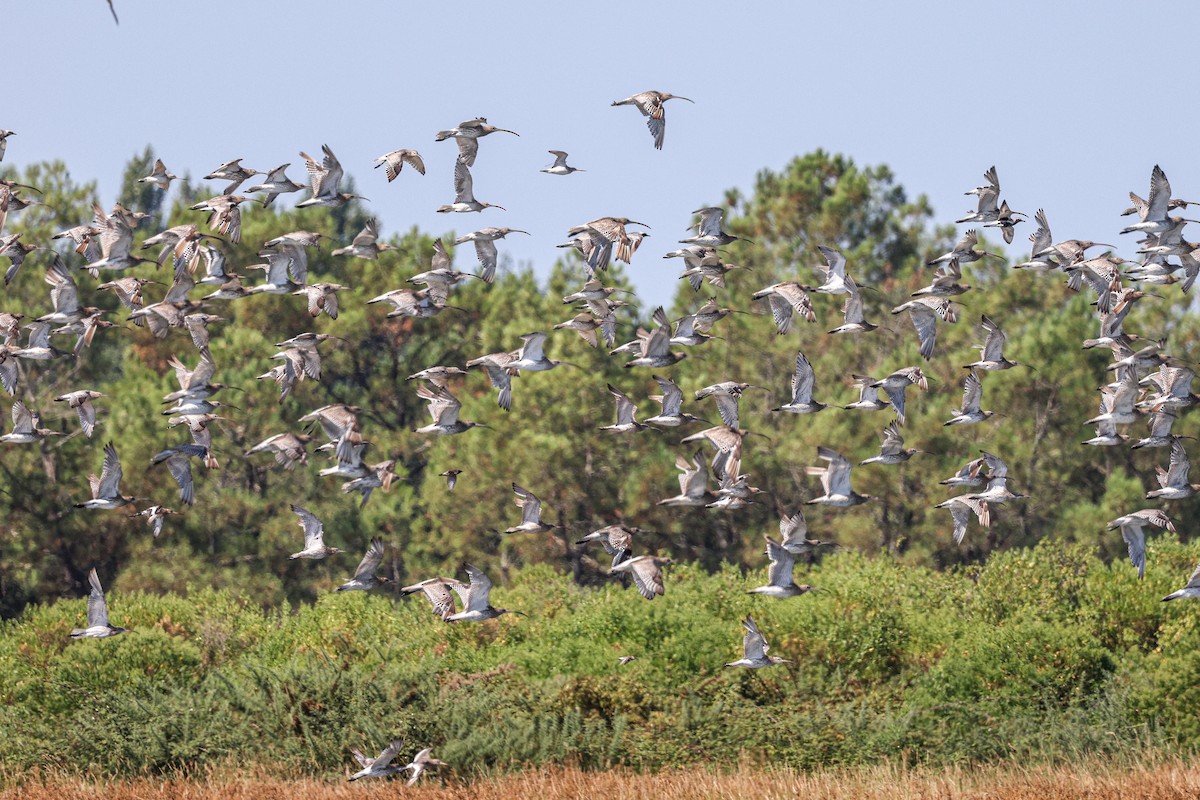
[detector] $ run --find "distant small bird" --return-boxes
[934,495,991,545]
[414,383,488,435]
[694,381,766,430]
[644,375,708,428]
[137,159,176,191]
[680,207,749,248]
[725,614,790,668]
[245,433,312,471]
[943,370,997,426]
[963,315,1032,371]
[870,367,928,425]
[0,130,13,162]
[131,505,179,538]
[0,401,61,444]
[930,229,1002,266]
[611,90,694,150]
[332,218,395,261]
[336,538,390,591]
[288,504,342,560]
[70,568,130,638]
[541,150,584,175]
[204,158,259,195]
[617,655,638,665]
[752,281,816,335]
[777,509,837,557]
[244,163,306,206]
[439,469,462,490]
[892,296,958,361]
[455,227,529,283]
[436,160,504,213]
[828,277,878,334]
[656,450,714,507]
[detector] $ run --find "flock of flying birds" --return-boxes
[5,82,1200,780]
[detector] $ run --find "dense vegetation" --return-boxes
[4,539,1200,779]
[2,147,1199,778]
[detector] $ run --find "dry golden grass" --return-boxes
[7,760,1200,800]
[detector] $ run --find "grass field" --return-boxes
[7,761,1200,800]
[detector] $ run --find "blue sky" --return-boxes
[5,1,1197,307]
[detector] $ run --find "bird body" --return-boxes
[348,740,405,782]
[725,614,790,668]
[444,563,523,622]
[336,539,389,591]
[70,569,130,638]
[860,421,922,465]
[611,91,693,149]
[749,536,820,598]
[806,447,870,507]
[1163,562,1200,602]
[541,150,583,175]
[434,117,518,166]
[774,351,825,414]
[75,443,138,510]
[288,504,341,560]
[506,483,558,534]
[610,555,671,600]
[1108,509,1175,579]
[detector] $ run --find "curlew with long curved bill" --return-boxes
[336,538,391,591]
[806,447,871,507]
[506,484,559,534]
[347,740,405,782]
[773,351,825,414]
[434,117,519,166]
[444,563,525,622]
[725,615,790,668]
[437,160,504,213]
[611,91,693,149]
[75,443,140,510]
[1108,509,1175,579]
[70,568,131,639]
[749,536,822,598]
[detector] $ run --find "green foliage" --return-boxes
[2,543,1199,778]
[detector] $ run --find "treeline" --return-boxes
[0,148,1197,618]
[3,540,1200,778]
